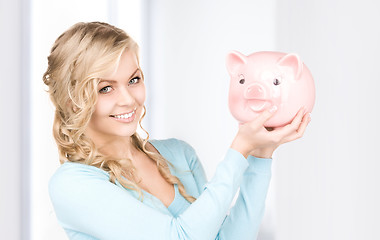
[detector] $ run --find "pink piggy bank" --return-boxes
[226,51,315,127]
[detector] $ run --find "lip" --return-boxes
[247,99,270,112]
[109,108,137,123]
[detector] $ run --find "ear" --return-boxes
[277,53,303,80]
[226,51,247,76]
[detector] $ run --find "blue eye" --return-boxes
[99,86,112,94]
[129,77,141,85]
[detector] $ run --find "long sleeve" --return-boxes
[49,142,249,240]
[183,143,272,240]
[216,156,272,239]
[176,140,272,240]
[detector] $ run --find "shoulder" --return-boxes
[150,138,197,157]
[150,138,207,196]
[149,138,192,149]
[48,162,110,202]
[49,161,110,185]
[149,138,199,169]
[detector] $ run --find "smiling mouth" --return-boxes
[110,108,136,119]
[248,100,270,112]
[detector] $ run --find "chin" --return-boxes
[114,126,139,138]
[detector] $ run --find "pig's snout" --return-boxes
[244,83,272,112]
[244,83,267,99]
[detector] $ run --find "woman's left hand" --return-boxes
[249,108,311,159]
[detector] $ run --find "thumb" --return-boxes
[254,105,278,125]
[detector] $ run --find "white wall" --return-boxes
[147,0,380,240]
[145,0,277,238]
[274,0,380,239]
[0,0,23,239]
[146,0,277,177]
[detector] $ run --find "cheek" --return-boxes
[228,84,245,109]
[228,85,249,122]
[133,84,146,105]
[92,97,112,118]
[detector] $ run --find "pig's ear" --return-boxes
[277,53,303,80]
[226,51,247,76]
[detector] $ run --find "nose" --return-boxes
[244,83,267,99]
[116,88,135,106]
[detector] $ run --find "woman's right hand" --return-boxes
[230,106,311,159]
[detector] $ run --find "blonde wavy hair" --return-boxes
[43,22,195,203]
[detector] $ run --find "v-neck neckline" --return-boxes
[145,140,178,209]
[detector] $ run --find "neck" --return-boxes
[90,134,139,160]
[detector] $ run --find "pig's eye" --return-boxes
[273,78,281,85]
[239,74,245,84]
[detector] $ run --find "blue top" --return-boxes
[49,138,272,240]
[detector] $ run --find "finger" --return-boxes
[297,113,311,136]
[272,107,305,137]
[283,112,311,143]
[287,107,306,131]
[253,105,278,125]
[291,107,306,127]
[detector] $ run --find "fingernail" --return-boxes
[269,105,278,113]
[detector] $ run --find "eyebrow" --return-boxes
[99,68,141,84]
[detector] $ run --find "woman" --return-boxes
[45,22,310,240]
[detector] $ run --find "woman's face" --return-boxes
[85,49,146,143]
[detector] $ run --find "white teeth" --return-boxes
[113,110,134,119]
